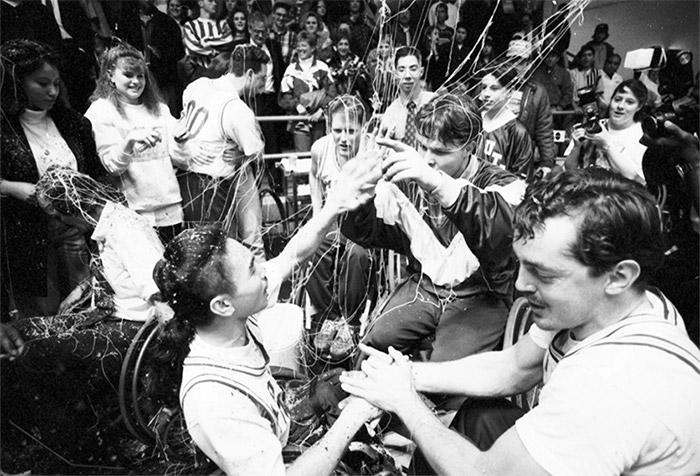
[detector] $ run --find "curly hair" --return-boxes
[513,168,664,288]
[0,39,64,115]
[146,224,234,406]
[415,93,483,147]
[90,44,163,118]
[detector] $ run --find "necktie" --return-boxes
[403,101,417,149]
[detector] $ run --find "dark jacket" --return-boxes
[517,81,556,169]
[0,1,62,48]
[117,9,185,87]
[480,119,535,181]
[1,106,104,297]
[341,160,519,304]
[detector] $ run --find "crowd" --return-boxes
[1,0,699,475]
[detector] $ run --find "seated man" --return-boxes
[342,94,525,364]
[306,95,377,360]
[341,168,700,475]
[148,150,384,475]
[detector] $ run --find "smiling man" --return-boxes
[340,168,700,475]
[342,93,525,366]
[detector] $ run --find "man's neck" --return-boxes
[400,86,422,103]
[571,290,651,341]
[200,11,214,20]
[273,24,287,34]
[197,315,249,348]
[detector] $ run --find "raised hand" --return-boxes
[375,136,442,192]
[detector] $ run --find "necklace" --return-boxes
[21,114,53,158]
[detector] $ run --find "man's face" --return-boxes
[330,111,362,162]
[337,38,350,57]
[479,73,509,112]
[604,56,621,76]
[199,0,217,16]
[436,5,448,22]
[594,30,607,43]
[395,54,422,95]
[245,64,267,95]
[273,7,288,30]
[399,10,410,25]
[249,21,267,47]
[223,239,269,318]
[544,51,559,68]
[349,0,361,13]
[580,50,594,69]
[416,133,470,178]
[455,27,467,44]
[513,216,609,340]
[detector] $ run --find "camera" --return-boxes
[577,86,602,134]
[642,95,699,138]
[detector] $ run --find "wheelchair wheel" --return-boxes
[260,187,290,259]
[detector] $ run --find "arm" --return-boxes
[271,155,381,280]
[0,323,26,361]
[235,165,266,263]
[532,88,556,169]
[561,69,574,108]
[586,125,646,183]
[340,346,548,476]
[508,122,536,181]
[413,334,545,396]
[309,141,325,216]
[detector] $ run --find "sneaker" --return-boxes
[314,319,339,354]
[329,322,355,361]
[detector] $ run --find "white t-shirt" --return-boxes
[181,76,265,179]
[518,291,700,475]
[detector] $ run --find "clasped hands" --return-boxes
[339,344,418,416]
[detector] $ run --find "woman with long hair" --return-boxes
[227,4,250,48]
[565,79,649,184]
[85,44,188,243]
[0,39,103,318]
[303,10,333,63]
[280,31,337,152]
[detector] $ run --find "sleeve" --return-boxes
[235,165,266,264]
[440,173,522,302]
[73,111,109,182]
[508,122,536,181]
[561,69,574,108]
[182,21,213,58]
[515,362,653,476]
[183,384,286,476]
[340,195,412,255]
[280,65,295,94]
[532,88,557,168]
[111,219,164,300]
[84,101,132,175]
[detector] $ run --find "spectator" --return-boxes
[0,0,62,51]
[0,39,102,318]
[445,22,471,85]
[303,11,333,63]
[178,44,268,262]
[343,93,524,366]
[167,0,191,28]
[115,0,186,117]
[340,168,700,476]
[584,23,615,70]
[227,5,250,48]
[566,79,648,184]
[506,39,558,176]
[479,63,535,181]
[570,44,601,107]
[269,1,296,65]
[391,7,414,48]
[531,49,574,136]
[379,47,434,149]
[279,31,337,152]
[597,53,623,117]
[328,34,370,99]
[339,0,376,58]
[433,2,455,48]
[421,26,448,92]
[182,0,234,82]
[428,0,460,29]
[85,44,187,244]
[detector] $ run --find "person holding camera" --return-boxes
[565,79,648,184]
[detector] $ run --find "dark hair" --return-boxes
[513,168,664,288]
[611,78,648,121]
[490,61,519,88]
[91,44,163,118]
[435,2,448,13]
[394,45,422,67]
[456,22,467,32]
[304,11,320,30]
[296,31,317,50]
[272,1,289,13]
[229,44,270,76]
[415,93,482,147]
[227,5,249,34]
[579,44,595,57]
[0,39,63,115]
[146,223,234,406]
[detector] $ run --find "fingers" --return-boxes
[375,135,410,152]
[358,343,393,363]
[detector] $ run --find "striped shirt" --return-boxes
[182,18,233,68]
